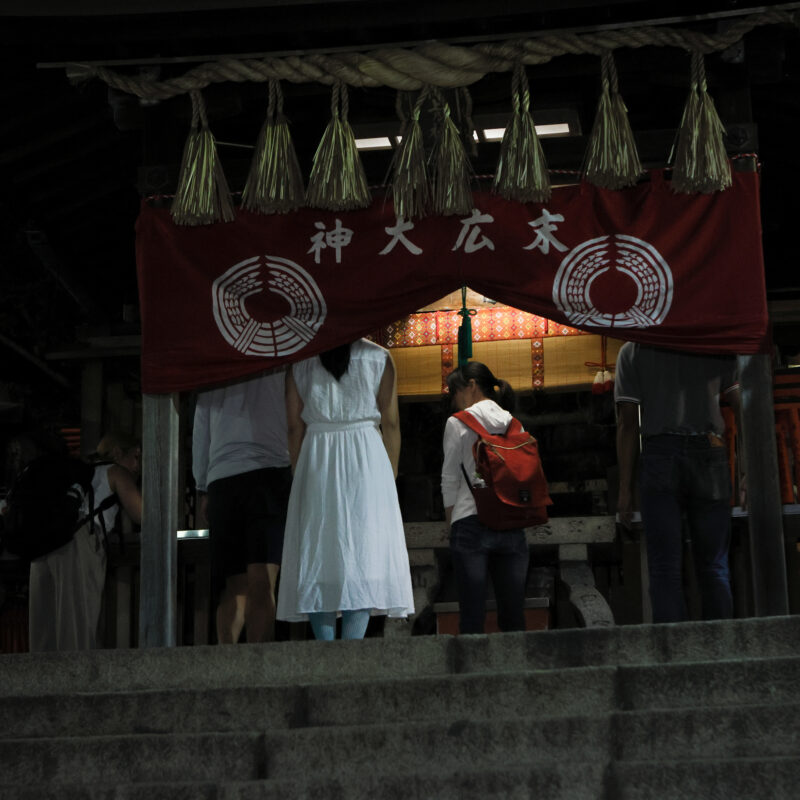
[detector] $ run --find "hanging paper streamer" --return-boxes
[306,81,371,211]
[242,79,305,214]
[493,63,551,203]
[582,50,643,191]
[389,88,432,219]
[670,51,732,194]
[457,286,476,367]
[430,88,474,216]
[171,90,235,226]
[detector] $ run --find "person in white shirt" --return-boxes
[192,371,291,644]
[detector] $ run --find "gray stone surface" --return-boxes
[613,703,800,760]
[262,716,611,778]
[0,732,263,784]
[617,655,800,711]
[3,616,800,799]
[609,757,800,800]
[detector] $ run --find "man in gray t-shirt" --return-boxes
[614,342,741,623]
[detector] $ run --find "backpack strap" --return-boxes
[460,463,474,488]
[453,410,522,437]
[453,410,489,438]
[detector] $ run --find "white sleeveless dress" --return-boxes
[276,339,414,621]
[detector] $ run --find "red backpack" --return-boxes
[454,411,552,530]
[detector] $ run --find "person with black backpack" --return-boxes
[441,362,548,635]
[24,431,142,652]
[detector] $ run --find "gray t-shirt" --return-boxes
[614,342,739,438]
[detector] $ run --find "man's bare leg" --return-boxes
[216,573,247,644]
[244,562,280,642]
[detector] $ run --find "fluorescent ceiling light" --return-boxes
[479,122,572,142]
[355,136,395,151]
[354,109,578,150]
[535,122,571,137]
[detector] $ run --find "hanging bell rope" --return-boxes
[493,62,551,203]
[306,81,372,211]
[72,10,795,102]
[430,88,474,216]
[582,50,643,190]
[389,87,432,219]
[670,50,732,194]
[171,89,235,226]
[457,286,476,367]
[242,79,305,214]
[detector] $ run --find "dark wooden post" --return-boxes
[737,354,789,616]
[80,359,103,457]
[139,392,181,647]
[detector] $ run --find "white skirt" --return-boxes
[277,421,414,622]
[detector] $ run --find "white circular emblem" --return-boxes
[212,255,327,357]
[552,234,673,328]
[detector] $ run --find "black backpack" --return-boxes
[1,455,115,562]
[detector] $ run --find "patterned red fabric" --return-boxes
[137,169,767,393]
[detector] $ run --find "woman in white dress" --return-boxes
[276,338,414,640]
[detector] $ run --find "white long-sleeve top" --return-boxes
[192,372,289,492]
[441,398,514,525]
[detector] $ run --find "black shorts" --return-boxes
[206,466,292,581]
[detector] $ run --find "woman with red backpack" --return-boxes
[441,362,532,635]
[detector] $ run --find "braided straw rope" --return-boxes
[71,10,798,101]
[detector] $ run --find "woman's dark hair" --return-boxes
[319,342,352,381]
[446,361,516,412]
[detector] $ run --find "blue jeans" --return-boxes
[449,515,530,634]
[639,434,733,623]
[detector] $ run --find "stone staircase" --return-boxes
[2,616,800,799]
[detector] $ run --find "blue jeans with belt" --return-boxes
[449,514,530,634]
[639,434,733,623]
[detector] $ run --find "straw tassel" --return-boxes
[430,89,473,216]
[582,51,643,190]
[671,51,732,194]
[493,63,551,203]
[389,88,432,219]
[242,79,304,214]
[306,81,371,211]
[170,90,235,226]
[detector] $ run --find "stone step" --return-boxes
[6,702,780,787]
[0,667,613,739]
[4,756,798,800]
[6,654,800,741]
[617,654,800,711]
[608,756,800,800]
[7,706,784,789]
[0,717,610,787]
[6,647,800,742]
[0,763,608,800]
[259,705,800,779]
[0,732,265,786]
[3,615,799,698]
[614,703,800,761]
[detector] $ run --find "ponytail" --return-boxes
[446,361,516,412]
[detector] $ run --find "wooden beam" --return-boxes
[80,359,103,457]
[139,392,180,647]
[737,353,790,616]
